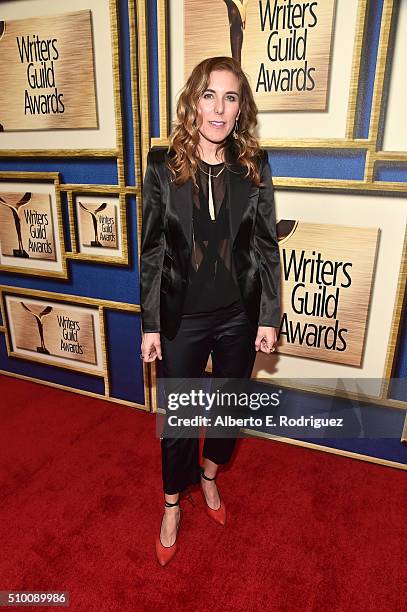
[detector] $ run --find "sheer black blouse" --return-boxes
[182,160,242,314]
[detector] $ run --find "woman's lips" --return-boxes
[209,121,226,128]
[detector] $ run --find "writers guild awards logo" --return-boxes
[79,201,108,247]
[0,192,32,257]
[21,302,53,354]
[223,0,249,65]
[0,21,5,131]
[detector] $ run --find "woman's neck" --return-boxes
[197,141,225,165]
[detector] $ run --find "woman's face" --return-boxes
[196,70,240,146]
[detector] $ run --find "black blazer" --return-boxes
[140,146,281,340]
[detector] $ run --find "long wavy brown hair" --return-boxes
[167,56,262,187]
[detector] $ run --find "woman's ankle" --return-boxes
[164,493,179,505]
[201,458,219,479]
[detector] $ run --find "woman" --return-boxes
[140,56,280,566]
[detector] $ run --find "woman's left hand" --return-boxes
[255,326,278,354]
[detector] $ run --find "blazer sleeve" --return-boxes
[253,150,281,328]
[140,150,165,333]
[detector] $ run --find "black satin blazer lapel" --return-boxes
[227,162,251,244]
[169,178,193,248]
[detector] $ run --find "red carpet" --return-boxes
[0,376,406,611]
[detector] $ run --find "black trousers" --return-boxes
[158,300,257,495]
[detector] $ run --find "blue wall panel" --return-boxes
[0,158,118,185]
[375,163,407,183]
[105,309,145,405]
[354,0,385,138]
[147,0,160,138]
[118,0,136,186]
[268,150,366,180]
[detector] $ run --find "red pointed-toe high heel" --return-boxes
[155,488,195,566]
[200,466,226,526]
[155,498,183,567]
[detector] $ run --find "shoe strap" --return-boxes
[200,466,216,481]
[164,498,180,507]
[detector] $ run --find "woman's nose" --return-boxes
[214,98,224,114]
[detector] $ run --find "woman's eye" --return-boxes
[226,95,238,102]
[203,92,213,99]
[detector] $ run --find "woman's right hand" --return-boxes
[141,332,162,362]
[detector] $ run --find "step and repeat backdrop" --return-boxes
[0,0,146,410]
[0,0,406,467]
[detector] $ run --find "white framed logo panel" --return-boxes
[252,188,407,398]
[0,180,65,276]
[0,0,117,151]
[2,292,105,374]
[74,194,124,258]
[168,0,361,140]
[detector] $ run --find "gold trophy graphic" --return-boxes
[0,192,32,257]
[21,302,53,354]
[277,220,298,243]
[79,201,108,247]
[223,0,249,65]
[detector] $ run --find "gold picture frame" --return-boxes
[0,0,124,180]
[150,0,370,152]
[0,171,68,279]
[68,191,129,265]
[364,0,407,181]
[1,287,106,376]
[0,284,151,411]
